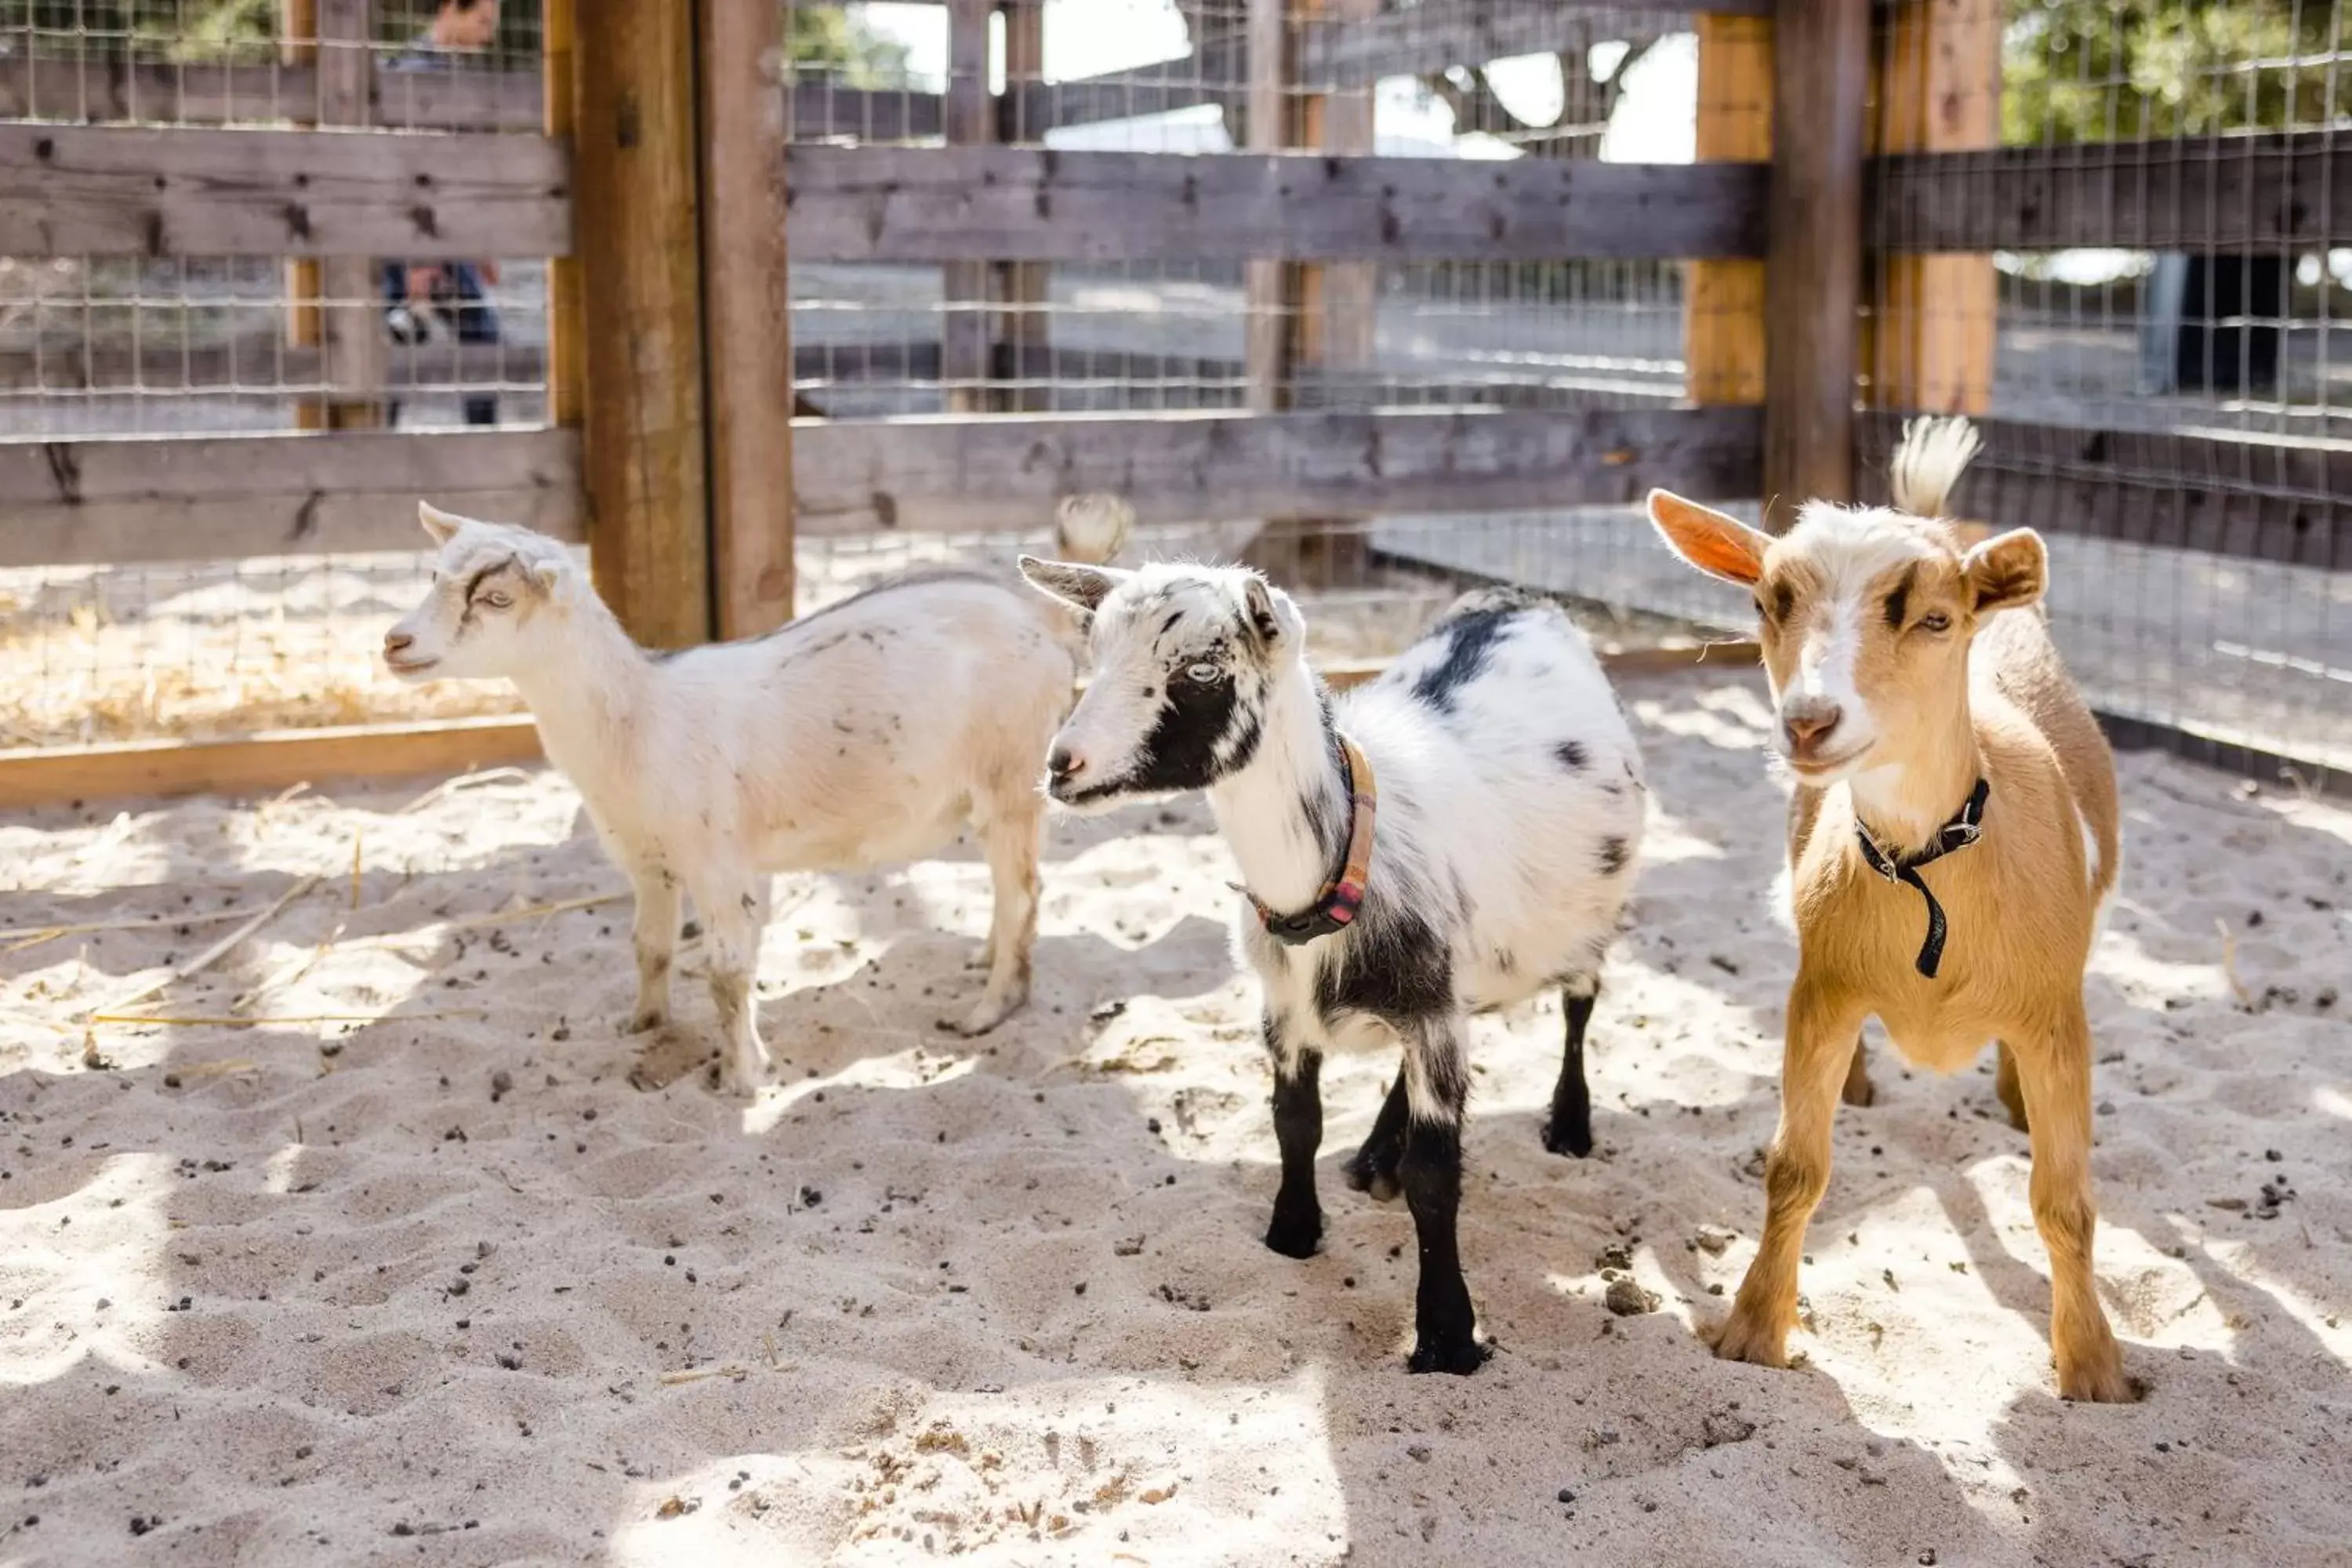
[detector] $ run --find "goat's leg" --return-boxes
[1264,1018,1325,1259]
[1994,1041,2031,1131]
[1341,1072,1407,1203]
[699,876,772,1095]
[2014,1004,2132,1402]
[1400,1016,1486,1374]
[947,801,1040,1035]
[1841,1034,1875,1107]
[1714,982,1865,1369]
[1543,976,1599,1157]
[623,862,681,1035]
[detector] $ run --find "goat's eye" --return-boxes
[1917,611,1951,633]
[1183,661,1224,685]
[479,590,514,611]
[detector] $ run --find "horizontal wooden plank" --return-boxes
[790,405,1761,534]
[784,145,1766,262]
[0,123,572,259]
[1871,132,2352,252]
[0,715,544,811]
[0,337,546,394]
[1856,413,2352,571]
[0,428,581,568]
[0,51,544,130]
[1301,0,1769,89]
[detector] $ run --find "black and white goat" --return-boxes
[383,499,1127,1093]
[1020,558,1644,1374]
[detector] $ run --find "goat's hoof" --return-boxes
[2002,1102,2031,1134]
[1263,1210,1323,1260]
[2056,1349,2137,1404]
[940,999,1015,1036]
[1841,1074,1877,1109]
[1541,1116,1594,1159]
[1708,1308,1793,1369]
[1406,1336,1490,1376]
[964,946,996,973]
[1341,1146,1402,1203]
[622,1009,666,1036]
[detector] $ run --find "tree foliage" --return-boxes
[2004,0,2343,144]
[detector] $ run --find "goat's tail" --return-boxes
[1053,492,1134,566]
[1889,416,1981,518]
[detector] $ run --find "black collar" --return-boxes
[1234,735,1377,947]
[1855,777,1990,978]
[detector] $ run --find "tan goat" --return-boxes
[1645,417,2132,1403]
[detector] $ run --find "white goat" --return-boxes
[1018,560,1645,1374]
[383,498,1128,1093]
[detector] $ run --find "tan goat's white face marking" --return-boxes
[383,503,576,682]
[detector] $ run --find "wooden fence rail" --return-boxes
[785,145,1766,263]
[0,123,571,259]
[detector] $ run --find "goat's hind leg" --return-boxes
[1401,1016,1486,1374]
[699,875,772,1095]
[1543,975,1599,1157]
[946,794,1040,1036]
[1841,1034,1875,1106]
[1342,1072,1407,1202]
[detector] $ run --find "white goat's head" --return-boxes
[1018,556,1305,811]
[383,503,585,682]
[1645,419,2044,785]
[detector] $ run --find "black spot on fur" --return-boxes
[1597,836,1631,877]
[1410,606,1519,714]
[1555,739,1588,770]
[1312,902,1452,1024]
[1068,677,1252,802]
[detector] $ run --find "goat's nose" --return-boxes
[383,630,414,655]
[1047,743,1085,782]
[1780,698,1843,753]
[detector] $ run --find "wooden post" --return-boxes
[1762,0,1867,517]
[1865,0,1998,414]
[942,0,993,414]
[544,0,584,429]
[573,0,711,646]
[1684,13,1771,408]
[1241,0,1293,415]
[698,0,795,637]
[996,0,1050,412]
[316,0,385,429]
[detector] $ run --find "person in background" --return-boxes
[379,0,504,427]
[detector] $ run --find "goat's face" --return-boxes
[1646,492,2047,784]
[1018,557,1302,812]
[383,503,578,682]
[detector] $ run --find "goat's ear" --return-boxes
[1018,554,1127,615]
[1239,574,1287,646]
[1646,490,1768,587]
[526,558,572,604]
[1962,528,2046,615]
[417,501,468,545]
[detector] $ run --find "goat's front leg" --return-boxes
[1544,976,1599,1157]
[1263,1016,1325,1258]
[946,802,1040,1035]
[2014,1004,2132,1402]
[1401,1015,1486,1374]
[1714,981,1865,1370]
[623,862,681,1035]
[699,876,772,1094]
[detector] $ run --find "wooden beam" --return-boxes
[314,0,387,431]
[1684,13,1772,408]
[783,145,1768,263]
[790,405,1763,535]
[1855,413,2352,572]
[0,52,545,130]
[544,0,585,430]
[699,0,796,638]
[0,123,572,260]
[1300,0,1770,90]
[0,717,545,811]
[1871,131,2352,252]
[1762,0,1867,517]
[941,0,994,415]
[1865,0,1997,415]
[572,0,710,648]
[0,430,583,569]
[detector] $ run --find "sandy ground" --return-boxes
[2,668,2350,1567]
